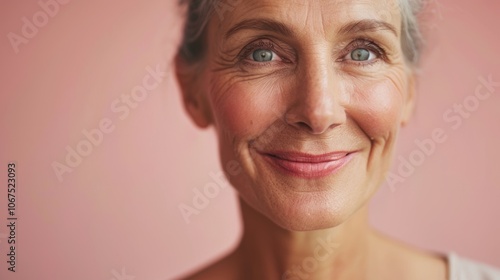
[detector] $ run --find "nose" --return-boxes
[284,58,346,135]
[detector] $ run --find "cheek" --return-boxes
[348,79,405,138]
[210,78,282,140]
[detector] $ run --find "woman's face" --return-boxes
[179,0,415,231]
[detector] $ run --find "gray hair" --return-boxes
[179,0,425,67]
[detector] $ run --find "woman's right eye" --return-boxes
[250,49,278,62]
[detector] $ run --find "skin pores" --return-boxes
[183,0,414,231]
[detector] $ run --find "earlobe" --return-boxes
[401,72,417,126]
[185,94,212,128]
[175,55,213,129]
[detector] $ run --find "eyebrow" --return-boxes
[337,19,398,37]
[224,19,294,40]
[224,18,398,40]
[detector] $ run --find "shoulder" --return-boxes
[447,253,500,280]
[174,250,241,280]
[370,231,448,280]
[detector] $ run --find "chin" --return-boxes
[275,194,360,231]
[229,149,374,231]
[239,183,363,231]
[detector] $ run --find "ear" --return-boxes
[175,55,213,128]
[401,71,417,126]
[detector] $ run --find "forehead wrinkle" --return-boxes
[221,0,400,41]
[294,0,330,40]
[210,0,404,62]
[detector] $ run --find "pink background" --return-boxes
[1,0,499,279]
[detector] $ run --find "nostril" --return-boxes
[296,122,311,131]
[291,120,335,135]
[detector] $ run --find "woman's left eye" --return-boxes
[250,49,277,62]
[348,48,376,62]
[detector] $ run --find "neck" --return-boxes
[235,198,377,280]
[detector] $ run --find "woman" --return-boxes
[174,0,500,279]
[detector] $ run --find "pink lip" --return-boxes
[259,151,355,178]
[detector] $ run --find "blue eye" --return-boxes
[252,49,274,62]
[350,48,371,61]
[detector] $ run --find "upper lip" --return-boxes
[262,151,352,163]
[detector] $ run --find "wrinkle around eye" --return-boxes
[219,36,297,68]
[212,45,246,71]
[208,71,289,119]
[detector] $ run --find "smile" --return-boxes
[259,151,355,179]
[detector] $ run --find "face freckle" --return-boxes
[191,0,414,231]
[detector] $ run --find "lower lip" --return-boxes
[261,153,355,179]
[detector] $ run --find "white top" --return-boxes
[448,253,500,280]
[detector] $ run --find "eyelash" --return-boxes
[237,38,388,68]
[338,38,388,67]
[237,40,286,67]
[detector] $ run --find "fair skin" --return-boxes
[176,0,448,279]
